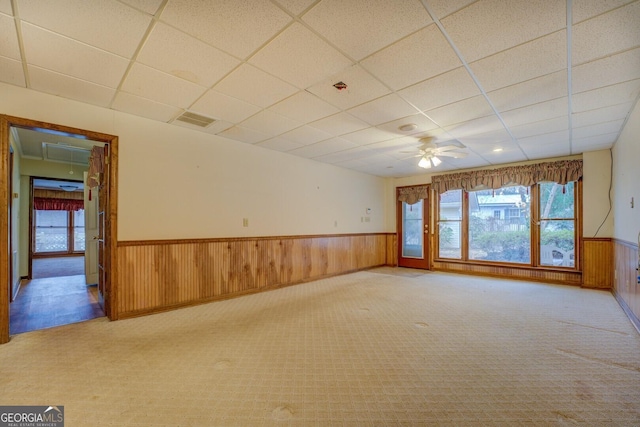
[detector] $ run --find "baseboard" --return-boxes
[613,290,640,335]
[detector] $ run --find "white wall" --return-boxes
[612,99,640,244]
[0,83,388,241]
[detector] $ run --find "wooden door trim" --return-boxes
[0,115,119,343]
[396,185,430,270]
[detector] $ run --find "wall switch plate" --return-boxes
[242,218,249,227]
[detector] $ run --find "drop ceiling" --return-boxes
[1,0,638,177]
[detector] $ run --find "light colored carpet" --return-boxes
[1,270,639,426]
[32,256,85,279]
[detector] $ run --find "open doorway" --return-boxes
[1,115,118,343]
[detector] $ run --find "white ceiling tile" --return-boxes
[376,114,440,136]
[470,30,566,92]
[524,145,572,160]
[0,1,12,14]
[314,146,375,164]
[518,130,570,148]
[309,112,369,136]
[213,64,297,108]
[306,65,390,110]
[218,126,269,144]
[112,91,181,122]
[202,120,234,135]
[302,0,432,61]
[398,67,480,112]
[0,14,20,59]
[28,65,115,107]
[510,116,569,139]
[501,98,568,128]
[255,136,303,152]
[347,94,420,126]
[484,151,529,165]
[572,132,618,151]
[172,118,233,135]
[444,116,507,139]
[288,137,358,158]
[573,119,625,139]
[0,56,25,86]
[488,71,567,113]
[160,0,291,59]
[441,0,565,63]
[118,0,164,15]
[272,0,316,16]
[572,48,640,94]
[190,90,261,123]
[268,91,339,123]
[137,23,240,87]
[572,2,640,65]
[426,0,478,18]
[250,23,353,89]
[21,23,129,88]
[572,79,640,112]
[572,0,635,24]
[361,24,462,91]
[19,0,151,58]
[425,95,495,127]
[121,63,206,108]
[239,109,301,137]
[452,128,513,148]
[572,102,633,128]
[339,127,399,146]
[279,125,333,146]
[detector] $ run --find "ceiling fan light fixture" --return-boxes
[418,156,431,169]
[59,184,78,192]
[431,156,442,166]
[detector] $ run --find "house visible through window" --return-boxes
[34,209,85,254]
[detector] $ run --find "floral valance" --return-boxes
[34,197,84,211]
[431,160,582,194]
[397,185,429,204]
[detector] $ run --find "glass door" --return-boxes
[397,188,430,269]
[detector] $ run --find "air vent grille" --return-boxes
[175,112,216,127]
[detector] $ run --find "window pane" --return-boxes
[540,182,574,219]
[439,222,461,259]
[469,187,531,263]
[74,209,85,252]
[439,190,462,220]
[35,210,68,253]
[402,202,423,258]
[540,221,575,267]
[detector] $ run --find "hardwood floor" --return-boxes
[10,258,104,334]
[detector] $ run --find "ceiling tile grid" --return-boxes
[5,0,640,178]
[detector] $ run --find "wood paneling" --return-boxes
[613,239,640,332]
[433,260,582,286]
[116,234,390,318]
[582,238,613,289]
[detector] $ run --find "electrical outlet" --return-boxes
[334,220,338,227]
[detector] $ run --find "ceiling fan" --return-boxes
[403,137,468,169]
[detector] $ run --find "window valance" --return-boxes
[431,159,582,194]
[34,197,84,211]
[397,185,429,204]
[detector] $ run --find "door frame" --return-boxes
[396,185,430,269]
[0,115,119,343]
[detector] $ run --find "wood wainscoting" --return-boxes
[432,260,582,285]
[116,233,393,318]
[582,238,613,289]
[613,239,640,332]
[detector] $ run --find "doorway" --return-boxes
[397,185,430,269]
[1,115,118,343]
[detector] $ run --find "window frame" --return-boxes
[33,208,85,256]
[435,179,581,270]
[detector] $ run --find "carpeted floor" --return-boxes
[1,270,639,426]
[32,256,85,279]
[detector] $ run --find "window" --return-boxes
[469,187,531,264]
[34,209,85,254]
[438,189,462,259]
[539,182,575,267]
[436,181,579,268]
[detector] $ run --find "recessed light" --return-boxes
[493,148,503,152]
[398,123,417,132]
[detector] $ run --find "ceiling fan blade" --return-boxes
[434,144,461,152]
[437,151,468,158]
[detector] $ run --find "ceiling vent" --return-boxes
[175,112,216,127]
